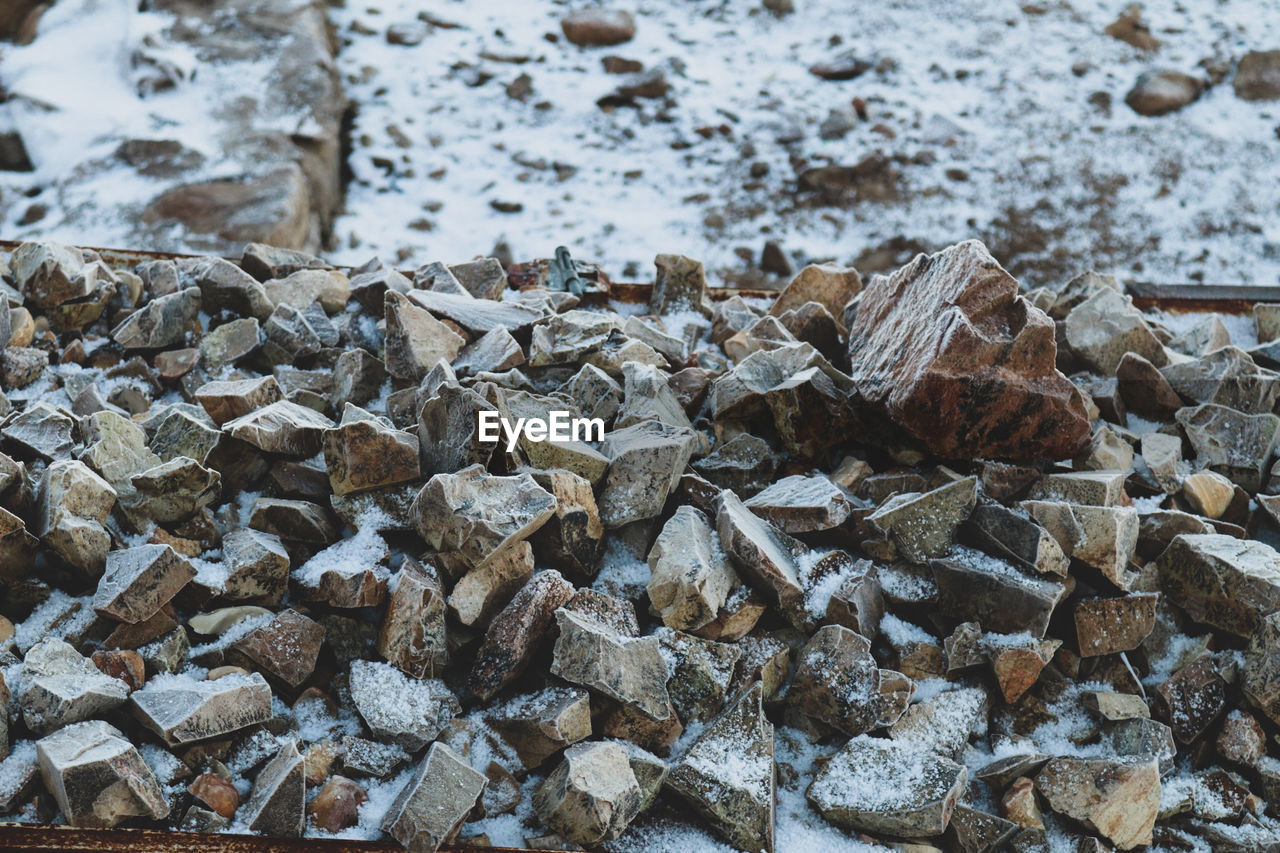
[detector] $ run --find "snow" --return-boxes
[293,509,392,586]
[879,612,935,647]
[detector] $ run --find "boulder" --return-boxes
[533,741,643,845]
[1034,757,1160,849]
[1235,49,1280,101]
[36,720,168,827]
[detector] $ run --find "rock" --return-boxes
[468,570,577,702]
[5,401,76,460]
[20,638,131,735]
[528,469,605,581]
[887,686,986,759]
[93,544,196,624]
[341,736,409,780]
[0,346,48,388]
[195,376,283,426]
[1126,70,1204,115]
[668,682,776,852]
[743,474,851,534]
[383,290,466,381]
[534,741,643,845]
[130,671,273,746]
[693,433,778,495]
[615,362,690,429]
[35,459,115,574]
[487,686,592,770]
[262,269,348,314]
[229,609,324,688]
[809,48,873,81]
[790,625,913,734]
[649,253,711,317]
[10,241,96,311]
[1176,404,1280,491]
[240,741,304,837]
[1155,652,1227,743]
[820,553,885,637]
[1162,347,1280,413]
[660,630,740,723]
[949,804,1020,851]
[1141,432,1183,494]
[1065,287,1166,375]
[931,547,1068,638]
[1034,756,1159,849]
[411,465,555,571]
[323,409,420,496]
[1217,709,1266,765]
[561,8,636,47]
[647,506,737,631]
[769,263,861,326]
[1083,690,1150,722]
[1074,594,1158,657]
[407,288,544,335]
[1244,611,1280,726]
[598,420,698,527]
[867,476,977,564]
[716,489,807,622]
[307,775,367,833]
[379,557,449,679]
[448,540,534,627]
[189,772,240,819]
[1105,4,1159,50]
[223,399,335,457]
[847,241,1088,460]
[1076,425,1134,472]
[1156,533,1280,638]
[1116,351,1183,420]
[349,660,459,751]
[331,348,387,409]
[250,497,339,544]
[36,720,168,827]
[986,634,1061,703]
[221,528,291,603]
[453,327,524,377]
[1182,468,1235,518]
[416,383,500,477]
[808,735,967,838]
[963,499,1069,576]
[111,288,200,349]
[551,609,671,720]
[1234,50,1280,101]
[381,742,486,853]
[131,456,221,524]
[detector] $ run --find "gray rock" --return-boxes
[261,302,324,362]
[452,326,524,377]
[93,544,196,624]
[744,474,851,533]
[407,287,545,334]
[931,547,1068,637]
[1161,347,1280,414]
[230,609,324,688]
[551,608,671,720]
[692,433,778,496]
[598,419,698,528]
[349,660,459,751]
[808,735,967,837]
[716,489,807,621]
[487,686,592,770]
[350,264,412,313]
[534,741,643,845]
[1244,611,1280,726]
[528,468,605,581]
[888,686,987,759]
[790,624,913,735]
[3,401,76,460]
[341,735,410,780]
[331,348,387,409]
[1157,533,1280,638]
[384,290,466,381]
[381,742,487,853]
[1109,718,1176,774]
[449,257,507,300]
[867,476,977,564]
[660,629,741,723]
[379,557,449,679]
[130,456,221,523]
[242,741,305,837]
[1065,287,1166,374]
[111,287,200,349]
[10,241,96,310]
[615,361,691,429]
[249,497,339,544]
[557,363,623,424]
[416,383,500,476]
[447,540,534,628]
[529,310,620,367]
[411,464,555,571]
[130,671,273,745]
[1023,500,1139,590]
[668,682,776,853]
[263,268,348,313]
[963,498,1069,576]
[1176,403,1280,491]
[221,528,291,603]
[199,317,260,369]
[36,459,115,574]
[36,720,168,827]
[20,638,130,735]
[223,399,335,456]
[647,505,738,631]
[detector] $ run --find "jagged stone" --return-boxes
[262,268,349,313]
[223,399,335,456]
[1083,690,1150,721]
[1155,652,1227,743]
[0,346,48,388]
[4,401,75,460]
[1161,347,1280,414]
[723,314,798,363]
[1065,287,1166,375]
[381,742,486,853]
[250,497,339,544]
[820,553,885,637]
[848,241,1088,459]
[188,771,239,819]
[534,741,643,845]
[349,263,411,312]
[649,253,711,317]
[240,741,304,837]
[130,456,221,524]
[985,635,1061,704]
[20,638,130,735]
[130,671,273,745]
[692,433,778,496]
[10,241,96,310]
[1157,533,1280,638]
[0,507,38,579]
[791,624,913,734]
[1176,403,1280,491]
[1116,351,1184,420]
[622,316,687,365]
[94,544,196,624]
[379,557,449,679]
[551,608,670,720]
[693,584,768,642]
[36,720,168,827]
[950,804,1020,852]
[963,499,1069,577]
[1034,757,1159,850]
[1141,432,1183,494]
[716,489,808,621]
[487,686,592,770]
[452,326,524,377]
[931,547,1068,638]
[349,660,459,750]
[769,262,861,327]
[195,376,283,426]
[448,540,534,627]
[112,287,200,349]
[615,361,690,429]
[529,310,620,367]
[341,736,409,780]
[557,363,623,424]
[888,686,987,759]
[218,528,290,603]
[469,570,577,702]
[528,469,605,581]
[598,419,698,527]
[668,682,775,852]
[229,609,324,688]
[199,317,260,369]
[1023,500,1139,589]
[867,476,977,564]
[1244,611,1280,726]
[411,465,554,571]
[322,407,420,495]
[660,629,740,723]
[416,382,500,476]
[383,290,466,381]
[744,474,851,533]
[1182,469,1235,519]
[808,735,967,838]
[331,348,387,409]
[647,505,737,631]
[186,257,274,320]
[408,287,545,335]
[1074,594,1158,657]
[499,389,609,482]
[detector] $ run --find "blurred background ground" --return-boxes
[0,0,1278,289]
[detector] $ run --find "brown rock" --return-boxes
[468,570,576,702]
[1001,776,1044,829]
[487,686,592,770]
[534,741,643,845]
[307,775,367,833]
[1116,352,1183,420]
[561,8,637,47]
[790,625,912,734]
[847,241,1089,460]
[1217,709,1267,766]
[381,742,486,853]
[1156,533,1280,639]
[551,609,671,721]
[242,741,305,837]
[379,557,449,679]
[987,635,1061,704]
[91,649,146,691]
[230,609,324,689]
[528,469,605,581]
[1234,50,1280,101]
[1034,756,1159,849]
[36,720,169,828]
[189,771,240,819]
[1155,652,1227,743]
[194,376,283,426]
[93,544,196,624]
[1074,594,1158,657]
[323,410,420,496]
[448,540,535,628]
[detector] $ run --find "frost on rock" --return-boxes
[130,671,273,746]
[533,740,643,845]
[647,505,738,631]
[36,720,169,828]
[381,742,486,853]
[20,638,130,735]
[348,660,459,751]
[550,609,671,722]
[789,625,913,736]
[1034,756,1160,850]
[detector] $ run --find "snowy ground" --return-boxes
[1,0,1278,288]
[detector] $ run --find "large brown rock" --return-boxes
[847,241,1089,460]
[1034,756,1160,849]
[36,720,169,828]
[1157,533,1280,639]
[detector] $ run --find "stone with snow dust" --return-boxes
[647,505,737,631]
[468,569,577,703]
[36,720,168,828]
[1034,756,1160,850]
[551,608,671,721]
[381,741,486,853]
[130,671,272,745]
[534,740,644,845]
[348,660,459,751]
[20,638,130,735]
[241,741,305,837]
